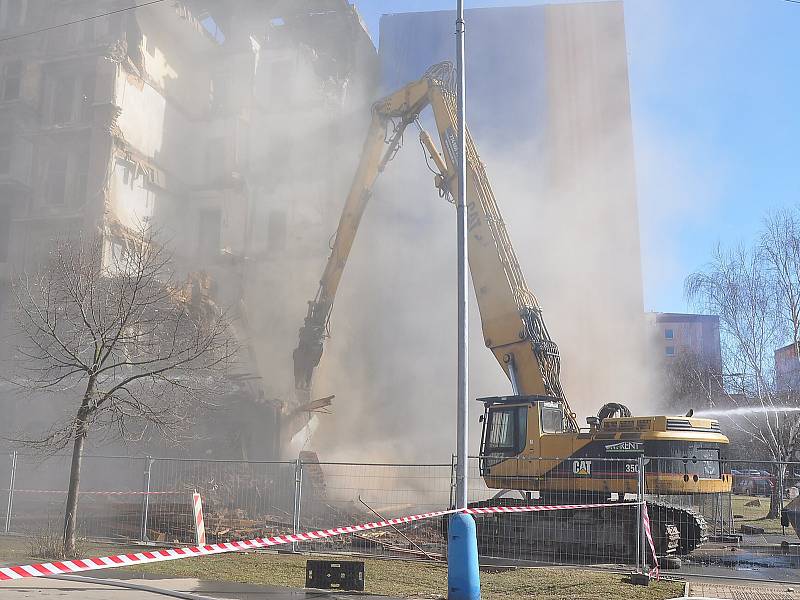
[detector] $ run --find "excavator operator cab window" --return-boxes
[484,406,527,456]
[540,402,565,433]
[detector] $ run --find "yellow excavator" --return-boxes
[293,62,731,559]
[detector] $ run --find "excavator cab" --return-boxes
[478,395,570,474]
[478,397,527,466]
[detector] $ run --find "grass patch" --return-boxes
[731,495,786,534]
[0,534,121,564]
[28,526,66,560]
[0,535,682,599]
[125,552,683,600]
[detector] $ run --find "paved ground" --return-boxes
[689,581,800,599]
[0,576,398,599]
[674,540,800,584]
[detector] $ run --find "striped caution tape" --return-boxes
[0,501,644,581]
[10,490,182,496]
[465,501,640,514]
[0,507,460,581]
[641,502,660,580]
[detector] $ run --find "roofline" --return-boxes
[478,395,562,406]
[776,342,800,354]
[648,312,720,324]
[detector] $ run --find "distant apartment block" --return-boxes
[645,312,723,411]
[775,343,800,392]
[646,312,722,368]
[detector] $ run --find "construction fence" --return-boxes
[0,453,798,583]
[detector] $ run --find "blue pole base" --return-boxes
[447,513,480,600]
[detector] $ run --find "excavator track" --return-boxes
[646,502,708,555]
[460,498,708,561]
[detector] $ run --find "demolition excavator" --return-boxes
[292,62,731,559]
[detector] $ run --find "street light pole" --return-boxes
[455,0,468,515]
[447,2,480,599]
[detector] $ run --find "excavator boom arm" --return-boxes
[423,79,576,429]
[293,62,577,430]
[293,75,434,391]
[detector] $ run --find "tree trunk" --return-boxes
[768,464,786,520]
[62,416,87,557]
[63,378,94,557]
[768,483,781,519]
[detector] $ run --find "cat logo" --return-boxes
[572,460,591,476]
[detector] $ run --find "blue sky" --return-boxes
[351,0,800,313]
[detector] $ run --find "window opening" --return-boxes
[485,406,527,456]
[541,403,564,433]
[0,132,10,174]
[267,210,287,252]
[0,204,10,262]
[2,61,21,101]
[46,152,67,205]
[197,209,221,259]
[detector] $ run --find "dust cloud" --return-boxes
[0,2,658,467]
[306,5,653,463]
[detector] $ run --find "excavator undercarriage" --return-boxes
[466,496,709,561]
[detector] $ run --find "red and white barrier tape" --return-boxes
[0,501,650,582]
[0,507,459,581]
[465,501,639,515]
[641,503,660,579]
[10,490,181,496]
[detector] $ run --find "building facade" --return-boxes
[646,312,723,411]
[775,342,800,392]
[646,312,722,367]
[0,0,378,459]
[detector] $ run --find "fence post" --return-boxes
[724,458,733,537]
[139,456,154,542]
[779,462,786,536]
[449,454,457,508]
[638,454,647,574]
[4,451,17,534]
[292,457,303,552]
[727,489,734,537]
[635,455,642,574]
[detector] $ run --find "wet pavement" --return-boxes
[676,541,800,584]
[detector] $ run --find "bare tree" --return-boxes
[762,209,800,380]
[6,226,237,556]
[657,350,720,414]
[686,230,800,517]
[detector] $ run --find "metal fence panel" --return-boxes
[3,454,298,545]
[2,451,799,586]
[144,458,297,545]
[296,462,453,559]
[642,457,800,583]
[465,456,641,568]
[7,454,146,541]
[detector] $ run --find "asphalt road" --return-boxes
[0,576,397,599]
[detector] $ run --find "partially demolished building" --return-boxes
[0,0,378,459]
